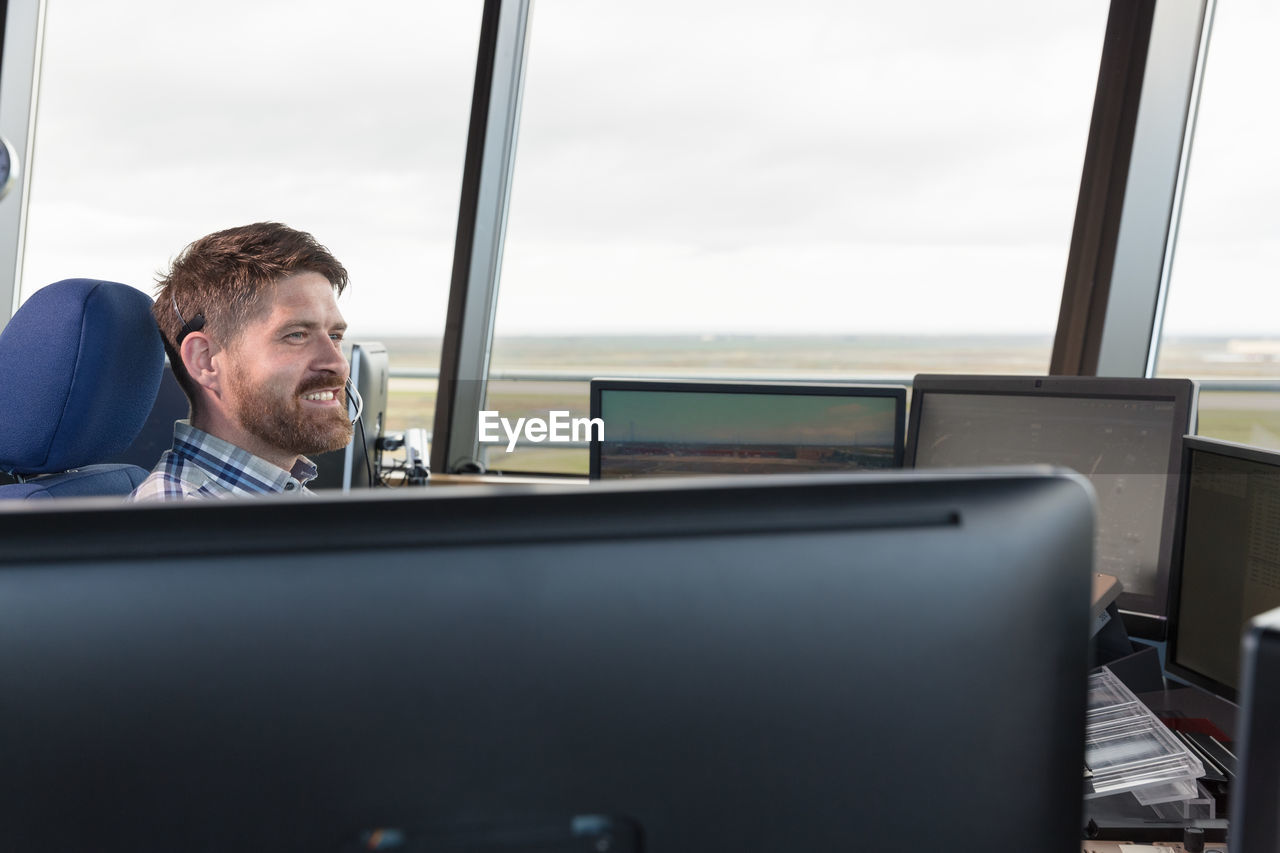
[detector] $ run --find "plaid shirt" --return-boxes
[130,421,318,502]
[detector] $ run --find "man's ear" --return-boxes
[179,332,223,398]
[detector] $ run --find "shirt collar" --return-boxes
[172,420,317,495]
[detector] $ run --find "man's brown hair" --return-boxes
[154,222,349,411]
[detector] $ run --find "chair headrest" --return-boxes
[0,279,165,474]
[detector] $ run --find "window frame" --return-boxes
[0,0,1219,475]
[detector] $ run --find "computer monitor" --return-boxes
[589,379,906,479]
[310,340,388,490]
[0,468,1092,851]
[1230,605,1280,853]
[906,374,1196,640]
[1166,437,1280,702]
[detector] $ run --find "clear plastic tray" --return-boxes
[1084,667,1205,803]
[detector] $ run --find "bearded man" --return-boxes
[131,222,353,501]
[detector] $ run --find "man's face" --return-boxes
[220,271,352,463]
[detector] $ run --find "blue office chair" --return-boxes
[0,279,165,499]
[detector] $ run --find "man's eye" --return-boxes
[330,333,344,342]
[285,331,306,341]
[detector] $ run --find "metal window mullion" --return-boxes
[1143,0,1216,377]
[1051,0,1155,377]
[0,0,48,327]
[431,0,532,474]
[1095,0,1212,377]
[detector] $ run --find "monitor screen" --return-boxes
[1232,606,1280,853]
[1166,437,1280,702]
[0,468,1091,852]
[311,341,388,490]
[589,379,906,479]
[905,374,1196,639]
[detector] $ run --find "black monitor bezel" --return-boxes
[588,378,907,480]
[1232,606,1280,853]
[1165,435,1280,703]
[904,373,1197,641]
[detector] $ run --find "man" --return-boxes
[131,222,353,501]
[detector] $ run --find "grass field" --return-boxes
[1196,392,1280,449]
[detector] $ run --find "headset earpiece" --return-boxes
[171,294,205,345]
[345,376,364,426]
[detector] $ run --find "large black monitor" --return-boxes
[589,378,906,479]
[311,340,388,490]
[906,374,1196,639]
[1232,605,1280,853]
[1166,437,1280,702]
[0,468,1092,852]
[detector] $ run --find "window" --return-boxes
[483,0,1110,474]
[21,0,480,439]
[1156,0,1280,448]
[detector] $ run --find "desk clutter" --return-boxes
[1085,668,1211,819]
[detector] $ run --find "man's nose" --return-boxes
[315,337,349,375]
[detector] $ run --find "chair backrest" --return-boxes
[0,279,165,499]
[106,362,190,471]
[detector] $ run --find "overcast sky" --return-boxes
[18,0,1278,337]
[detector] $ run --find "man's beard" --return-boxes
[229,373,353,458]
